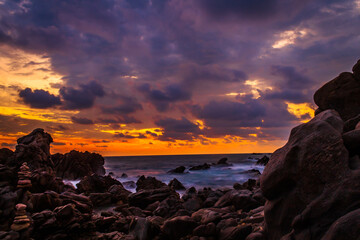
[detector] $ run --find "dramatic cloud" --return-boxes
[102,96,143,114]
[138,83,191,112]
[19,88,61,109]
[60,81,105,110]
[0,0,359,153]
[155,117,202,141]
[71,116,94,125]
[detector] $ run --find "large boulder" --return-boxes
[76,174,122,194]
[136,176,167,191]
[14,128,54,172]
[0,148,14,165]
[52,150,105,180]
[260,109,360,239]
[161,216,198,239]
[314,62,360,121]
[129,186,178,209]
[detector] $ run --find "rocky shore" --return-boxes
[0,59,360,239]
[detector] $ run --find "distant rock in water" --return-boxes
[189,163,211,171]
[168,166,186,174]
[216,157,228,165]
[52,150,105,180]
[213,157,232,166]
[168,178,186,190]
[261,60,360,240]
[136,175,167,191]
[256,155,269,165]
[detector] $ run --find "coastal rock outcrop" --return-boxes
[314,61,360,121]
[52,150,105,180]
[14,128,54,172]
[261,59,360,240]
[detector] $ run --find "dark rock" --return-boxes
[183,197,203,212]
[161,216,198,239]
[136,176,167,191]
[314,71,360,121]
[256,156,269,166]
[120,173,128,178]
[89,192,112,207]
[0,164,17,187]
[0,186,17,230]
[342,129,360,155]
[349,155,360,170]
[245,232,266,240]
[214,189,260,212]
[189,163,211,171]
[191,208,222,224]
[168,178,186,190]
[233,183,243,190]
[343,114,360,132]
[108,184,131,203]
[216,157,230,165]
[216,218,237,232]
[76,174,121,194]
[218,225,252,240]
[352,59,360,80]
[168,166,186,174]
[321,208,360,240]
[242,179,257,191]
[0,148,14,165]
[153,195,183,218]
[52,150,105,180]
[193,222,216,237]
[129,217,160,240]
[260,110,355,239]
[122,181,136,189]
[30,170,67,193]
[128,186,178,209]
[14,128,54,172]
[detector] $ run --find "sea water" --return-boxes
[102,153,269,192]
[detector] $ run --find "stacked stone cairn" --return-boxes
[10,204,30,231]
[17,162,32,189]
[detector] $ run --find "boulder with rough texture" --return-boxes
[219,225,252,240]
[314,69,360,121]
[76,174,122,194]
[0,148,14,165]
[136,176,167,191]
[52,150,105,180]
[260,109,360,239]
[14,128,54,172]
[129,186,178,209]
[161,216,198,239]
[168,178,186,190]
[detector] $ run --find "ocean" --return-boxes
[101,153,269,193]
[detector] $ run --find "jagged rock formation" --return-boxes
[261,59,360,240]
[52,150,105,180]
[14,128,54,172]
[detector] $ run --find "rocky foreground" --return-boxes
[1,59,360,239]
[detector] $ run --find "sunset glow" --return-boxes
[0,0,359,156]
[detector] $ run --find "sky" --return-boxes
[0,0,359,156]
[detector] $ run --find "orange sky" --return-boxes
[0,46,315,156]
